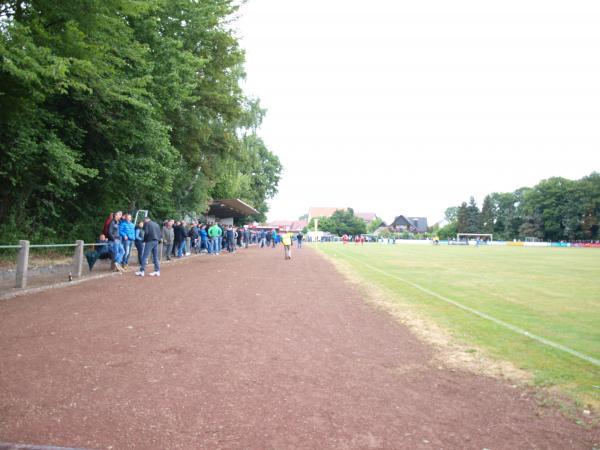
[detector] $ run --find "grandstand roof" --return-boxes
[208,199,259,219]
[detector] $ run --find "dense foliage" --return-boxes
[307,208,367,236]
[0,0,281,243]
[438,173,600,241]
[366,216,384,234]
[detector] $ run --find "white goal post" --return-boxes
[456,233,493,242]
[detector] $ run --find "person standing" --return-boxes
[236,226,244,248]
[244,227,250,248]
[189,222,200,253]
[200,224,210,254]
[161,220,174,260]
[108,211,125,272]
[208,222,222,255]
[102,213,114,237]
[172,220,182,257]
[271,228,278,248]
[119,213,135,269]
[296,232,304,249]
[217,222,225,254]
[282,229,293,260]
[135,216,161,277]
[134,221,145,266]
[175,220,187,257]
[227,226,236,253]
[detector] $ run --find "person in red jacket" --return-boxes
[102,213,114,236]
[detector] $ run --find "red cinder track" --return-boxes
[1,246,598,449]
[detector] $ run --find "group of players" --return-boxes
[341,234,365,245]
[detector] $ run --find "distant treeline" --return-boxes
[0,0,281,243]
[306,209,367,236]
[438,173,600,241]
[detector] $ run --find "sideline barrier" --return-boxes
[1,240,109,289]
[372,239,599,248]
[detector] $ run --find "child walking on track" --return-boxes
[282,229,293,260]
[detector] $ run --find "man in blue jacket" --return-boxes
[119,213,136,269]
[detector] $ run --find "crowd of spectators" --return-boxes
[87,211,305,276]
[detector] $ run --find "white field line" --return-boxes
[337,251,600,368]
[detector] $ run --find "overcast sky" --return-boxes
[235,0,600,224]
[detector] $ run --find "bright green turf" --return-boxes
[314,243,600,408]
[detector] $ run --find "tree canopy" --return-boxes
[0,0,281,243]
[307,208,367,236]
[438,173,600,241]
[366,216,384,234]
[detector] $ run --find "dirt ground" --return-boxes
[0,246,598,449]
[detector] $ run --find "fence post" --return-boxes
[158,241,163,262]
[186,237,191,255]
[73,240,84,278]
[15,240,30,289]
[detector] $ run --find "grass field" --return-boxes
[315,243,600,409]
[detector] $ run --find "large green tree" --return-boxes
[456,202,468,234]
[0,0,281,242]
[480,195,494,234]
[366,216,384,233]
[466,196,480,233]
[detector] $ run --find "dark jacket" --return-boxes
[143,220,161,242]
[188,226,199,239]
[97,239,111,257]
[108,220,120,241]
[135,226,145,241]
[174,225,187,242]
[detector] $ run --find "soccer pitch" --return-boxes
[315,243,600,408]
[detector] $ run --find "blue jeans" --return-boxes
[111,239,124,264]
[140,240,160,273]
[177,240,186,257]
[134,240,144,265]
[202,238,211,253]
[122,239,133,264]
[211,236,221,254]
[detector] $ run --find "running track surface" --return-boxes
[0,246,598,449]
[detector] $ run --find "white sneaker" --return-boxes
[149,271,160,277]
[135,271,144,277]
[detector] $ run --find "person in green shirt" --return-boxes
[208,222,223,255]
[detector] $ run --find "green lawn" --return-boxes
[314,243,600,409]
